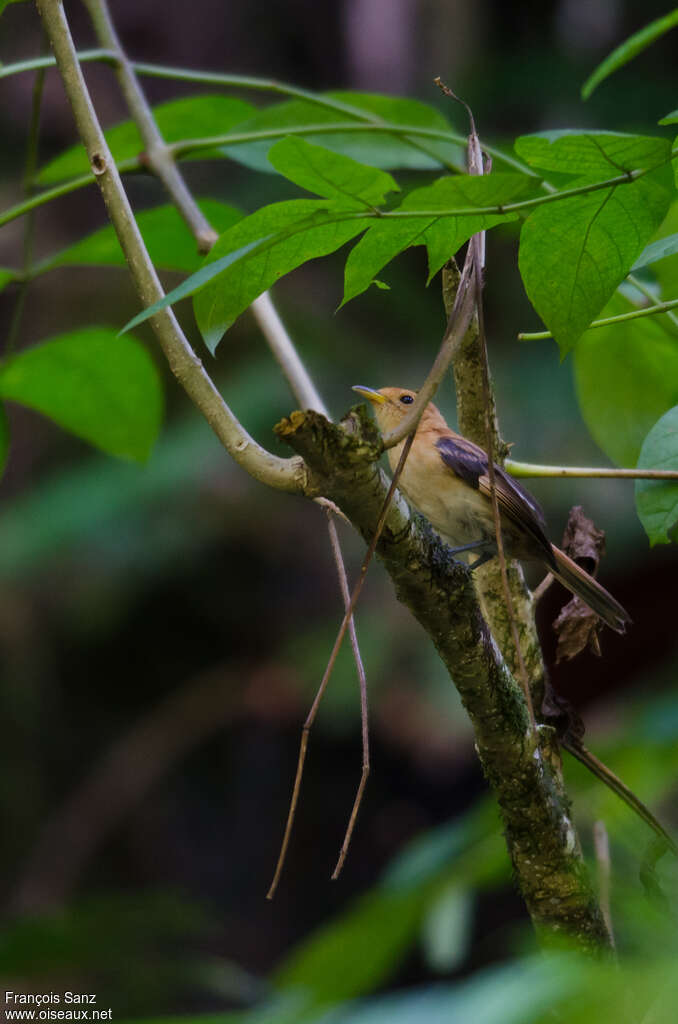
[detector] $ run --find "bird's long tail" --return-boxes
[550,545,631,634]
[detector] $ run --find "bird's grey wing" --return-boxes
[436,435,555,565]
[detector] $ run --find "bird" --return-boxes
[352,385,630,634]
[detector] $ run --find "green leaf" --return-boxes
[341,171,532,304]
[658,110,678,125]
[268,137,398,207]
[0,327,163,461]
[515,131,670,178]
[221,91,465,173]
[36,96,255,184]
[400,173,533,280]
[635,406,678,545]
[192,200,371,352]
[519,164,673,354]
[39,200,242,274]
[631,232,678,271]
[342,221,433,305]
[119,235,271,336]
[582,8,678,99]
[574,293,678,465]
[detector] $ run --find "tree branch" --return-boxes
[275,404,612,950]
[443,264,548,707]
[35,0,303,496]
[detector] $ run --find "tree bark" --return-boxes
[278,404,612,951]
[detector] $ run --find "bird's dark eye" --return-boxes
[400,394,414,405]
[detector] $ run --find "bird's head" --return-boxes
[352,385,446,435]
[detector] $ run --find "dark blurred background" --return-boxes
[1,0,678,1016]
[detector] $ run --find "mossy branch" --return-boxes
[277,404,612,951]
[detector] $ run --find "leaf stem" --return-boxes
[0,50,535,175]
[518,295,678,339]
[506,460,678,480]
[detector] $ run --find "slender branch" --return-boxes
[35,0,303,496]
[168,122,469,158]
[81,0,217,252]
[0,170,117,231]
[627,272,678,331]
[0,47,116,78]
[518,295,678,340]
[250,294,326,413]
[2,149,668,238]
[380,255,477,448]
[267,431,415,898]
[0,50,536,175]
[506,460,678,480]
[5,47,47,358]
[436,80,536,724]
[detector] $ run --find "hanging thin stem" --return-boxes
[267,432,415,898]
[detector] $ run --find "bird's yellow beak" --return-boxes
[352,385,387,405]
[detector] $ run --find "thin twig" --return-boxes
[627,272,678,332]
[475,240,534,726]
[437,77,535,725]
[267,432,415,898]
[82,0,217,252]
[325,511,370,880]
[507,461,678,480]
[518,295,678,339]
[593,820,615,947]
[532,573,554,602]
[381,252,477,449]
[5,45,47,358]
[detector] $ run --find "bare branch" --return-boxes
[381,257,477,449]
[35,0,303,496]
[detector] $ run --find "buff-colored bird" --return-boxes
[353,385,630,634]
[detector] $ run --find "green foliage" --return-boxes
[40,200,242,274]
[515,130,670,176]
[220,91,465,173]
[573,292,678,466]
[193,203,371,352]
[517,132,673,354]
[632,231,678,271]
[269,137,399,206]
[343,173,532,303]
[581,8,678,99]
[122,235,273,340]
[36,95,255,184]
[636,405,678,544]
[0,328,163,462]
